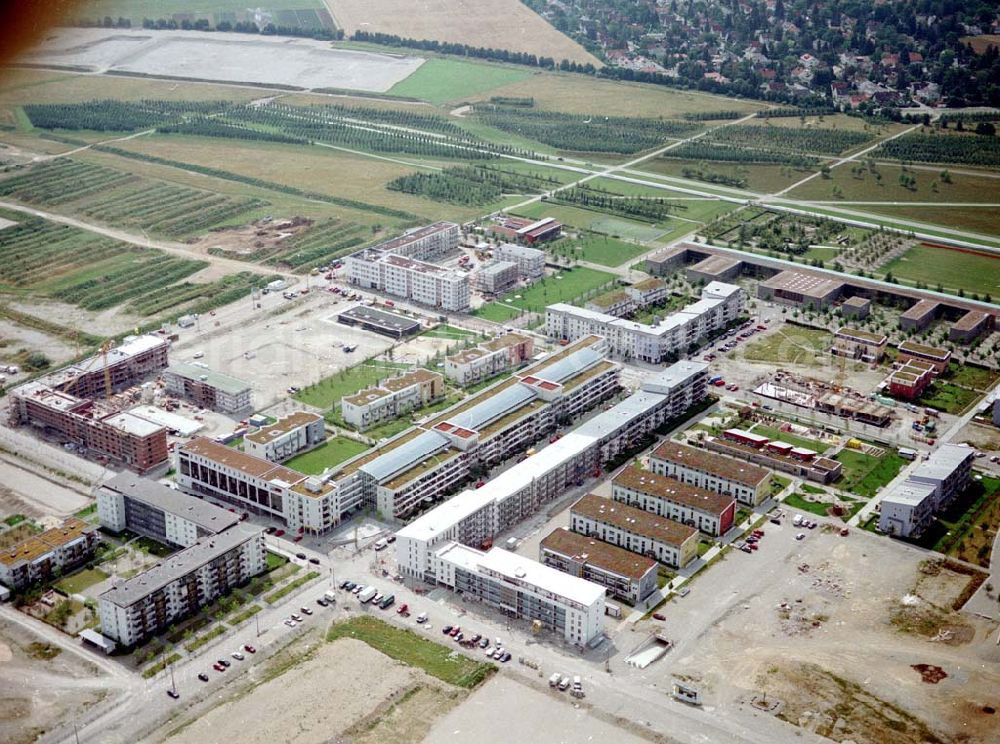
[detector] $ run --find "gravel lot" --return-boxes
[26,29,425,92]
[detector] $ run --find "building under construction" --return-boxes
[8,334,171,474]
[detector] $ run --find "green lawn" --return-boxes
[265,551,288,571]
[294,360,411,409]
[550,233,650,268]
[513,201,668,242]
[742,324,831,366]
[919,381,982,415]
[472,302,523,322]
[803,246,840,263]
[327,616,495,688]
[499,266,616,313]
[945,364,1000,392]
[388,59,533,105]
[783,491,833,517]
[284,437,369,475]
[833,448,905,498]
[914,476,1000,566]
[264,570,320,604]
[54,568,108,595]
[420,325,479,340]
[882,243,1000,298]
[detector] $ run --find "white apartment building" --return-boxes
[341,369,444,431]
[625,277,670,308]
[494,242,545,279]
[540,527,658,604]
[546,281,745,363]
[476,260,519,294]
[243,411,326,462]
[430,541,606,646]
[96,472,239,548]
[98,525,265,646]
[394,361,709,577]
[0,518,97,591]
[878,444,974,538]
[375,221,460,261]
[444,333,534,386]
[569,493,699,569]
[611,467,737,536]
[649,441,772,506]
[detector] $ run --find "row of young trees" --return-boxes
[550,185,680,222]
[387,165,556,206]
[22,100,225,132]
[74,15,343,41]
[665,141,817,167]
[877,132,1000,167]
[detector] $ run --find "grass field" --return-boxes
[513,201,668,242]
[76,1,331,27]
[54,568,109,595]
[388,59,534,105]
[742,324,831,366]
[833,448,906,498]
[550,234,651,267]
[783,491,835,517]
[284,437,369,474]
[420,324,479,340]
[945,364,1000,391]
[327,616,494,688]
[788,162,1000,204]
[919,381,982,415]
[497,266,615,313]
[472,302,522,323]
[882,243,1000,298]
[294,360,411,409]
[860,204,1000,239]
[643,159,818,194]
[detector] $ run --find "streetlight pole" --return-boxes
[169,661,177,696]
[255,610,261,638]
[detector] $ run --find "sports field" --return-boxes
[882,243,1000,297]
[388,59,535,105]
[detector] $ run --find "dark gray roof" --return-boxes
[100,473,239,534]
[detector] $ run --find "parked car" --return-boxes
[213,663,225,672]
[339,579,352,589]
[397,603,409,615]
[795,533,805,541]
[244,644,256,654]
[217,659,230,668]
[653,613,666,621]
[309,557,320,565]
[500,652,511,663]
[449,626,462,637]
[295,553,307,560]
[300,607,313,616]
[198,673,209,682]
[274,529,285,537]
[442,625,453,635]
[317,597,329,607]
[416,612,428,624]
[167,689,180,699]
[291,613,302,622]
[478,637,490,648]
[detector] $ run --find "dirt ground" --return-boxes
[326,0,599,66]
[188,217,312,259]
[162,637,463,744]
[0,318,77,378]
[0,458,90,519]
[660,527,1000,744]
[0,617,104,744]
[10,298,141,338]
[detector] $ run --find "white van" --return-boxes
[558,676,571,691]
[549,672,562,687]
[792,514,803,527]
[373,538,388,551]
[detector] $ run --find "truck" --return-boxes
[357,586,377,604]
[549,672,562,687]
[324,589,337,603]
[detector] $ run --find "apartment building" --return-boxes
[9,383,168,474]
[897,340,951,373]
[625,277,669,308]
[489,216,562,245]
[244,411,326,462]
[0,518,97,591]
[43,334,170,399]
[162,363,253,414]
[705,429,843,484]
[494,242,545,279]
[394,361,710,578]
[879,444,974,538]
[476,261,518,294]
[373,221,459,261]
[546,281,745,363]
[98,525,265,647]
[649,441,772,506]
[886,359,936,400]
[611,466,736,536]
[430,541,605,646]
[444,333,534,385]
[96,472,239,548]
[585,289,635,318]
[830,327,888,363]
[176,438,345,535]
[540,527,658,604]
[341,369,445,431]
[570,493,699,569]
[347,250,470,311]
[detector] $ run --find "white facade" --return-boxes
[341,370,443,431]
[878,444,974,538]
[546,281,745,363]
[431,542,605,646]
[444,333,533,386]
[495,243,545,279]
[244,412,326,462]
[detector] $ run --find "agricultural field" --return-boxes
[284,436,369,474]
[386,164,560,206]
[787,162,1000,203]
[645,158,818,194]
[833,447,906,498]
[754,113,898,134]
[0,158,265,238]
[741,324,831,366]
[882,243,1000,298]
[876,130,1000,168]
[328,0,598,66]
[706,123,874,156]
[75,1,334,29]
[859,204,1000,239]
[293,360,411,409]
[388,59,534,105]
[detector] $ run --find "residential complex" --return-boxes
[625,277,670,308]
[341,369,445,431]
[98,524,265,647]
[475,260,519,294]
[494,242,546,278]
[878,444,975,539]
[539,528,658,605]
[394,361,709,579]
[444,333,534,386]
[757,271,843,309]
[611,466,736,536]
[570,493,699,569]
[428,541,606,646]
[897,340,951,373]
[950,310,993,343]
[546,281,745,363]
[97,472,239,548]
[885,358,937,400]
[830,327,888,363]
[162,363,253,414]
[488,215,562,245]
[8,334,171,474]
[0,518,97,591]
[345,222,469,311]
[899,300,939,332]
[649,441,772,506]
[243,411,326,462]
[705,429,842,484]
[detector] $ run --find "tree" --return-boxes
[975,122,996,136]
[24,352,50,371]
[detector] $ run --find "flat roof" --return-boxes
[612,466,734,516]
[0,518,94,567]
[724,427,770,444]
[180,437,303,484]
[165,362,251,396]
[630,277,667,292]
[129,405,203,437]
[834,327,887,345]
[898,340,950,360]
[953,309,990,331]
[99,525,261,607]
[383,368,441,392]
[481,260,517,277]
[913,443,973,481]
[541,527,657,580]
[101,412,164,438]
[588,289,629,309]
[689,254,741,275]
[496,242,544,258]
[338,306,422,332]
[901,299,939,320]
[482,332,530,352]
[843,296,871,307]
[761,270,843,298]
[244,411,322,444]
[882,479,937,508]
[373,221,457,254]
[99,473,239,534]
[436,542,606,606]
[572,493,698,547]
[650,441,771,487]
